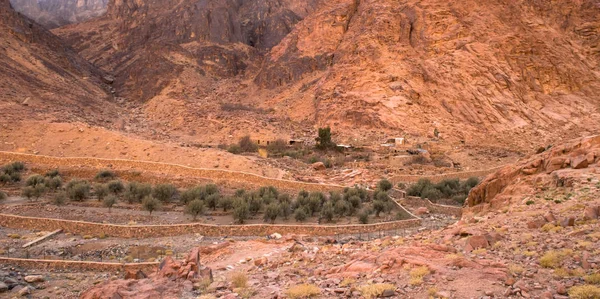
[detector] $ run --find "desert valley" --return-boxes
[0,0,599,298]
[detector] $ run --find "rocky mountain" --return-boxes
[54,0,600,149]
[9,0,107,28]
[0,0,118,125]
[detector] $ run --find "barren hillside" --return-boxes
[51,0,600,150]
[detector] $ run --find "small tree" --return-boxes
[373,200,386,217]
[107,180,125,194]
[377,179,393,192]
[358,210,369,224]
[45,176,62,191]
[22,186,35,201]
[142,196,161,215]
[233,200,249,224]
[26,175,45,187]
[45,169,60,178]
[103,195,117,212]
[0,190,7,202]
[239,135,258,152]
[52,192,66,206]
[316,127,335,150]
[153,184,178,202]
[248,195,262,215]
[125,182,152,204]
[320,201,335,223]
[294,208,307,222]
[206,193,220,211]
[185,199,205,220]
[264,203,280,224]
[280,201,291,220]
[334,199,350,218]
[94,183,109,201]
[219,196,234,212]
[95,169,116,182]
[66,179,91,202]
[0,174,10,184]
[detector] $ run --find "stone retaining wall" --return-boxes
[0,214,421,238]
[0,151,344,192]
[401,196,463,217]
[0,257,158,272]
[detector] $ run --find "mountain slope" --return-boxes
[0,0,118,125]
[9,0,108,28]
[54,0,600,149]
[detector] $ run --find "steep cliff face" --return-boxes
[54,0,600,148]
[0,0,117,124]
[9,0,107,28]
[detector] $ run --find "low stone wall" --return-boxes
[401,196,463,217]
[390,166,504,183]
[0,257,158,272]
[0,214,421,238]
[0,151,344,192]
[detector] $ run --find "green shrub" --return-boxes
[347,195,362,209]
[107,180,125,194]
[0,190,6,202]
[205,184,219,196]
[267,139,288,154]
[45,176,62,190]
[280,201,291,219]
[0,173,10,184]
[334,199,350,217]
[452,194,467,205]
[52,192,67,206]
[26,175,46,187]
[526,200,535,206]
[233,199,249,224]
[320,201,335,222]
[239,135,258,153]
[124,182,152,204]
[264,203,280,224]
[377,179,393,192]
[294,208,307,222]
[9,172,21,183]
[95,170,116,181]
[66,179,90,201]
[22,186,35,201]
[227,144,242,154]
[142,196,161,215]
[219,196,234,212]
[103,195,117,212]
[94,183,109,201]
[185,199,205,220]
[316,127,335,150]
[375,191,391,202]
[407,178,433,196]
[373,200,386,217]
[45,169,60,178]
[358,210,369,224]
[153,184,177,202]
[206,193,220,210]
[434,178,461,198]
[248,194,262,215]
[421,187,442,201]
[2,162,25,174]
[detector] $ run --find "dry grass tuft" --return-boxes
[230,272,248,289]
[409,266,430,286]
[359,283,396,299]
[585,273,600,285]
[286,284,321,299]
[568,285,600,299]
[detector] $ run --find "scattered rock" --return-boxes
[583,206,598,220]
[415,207,429,215]
[312,162,326,171]
[254,257,268,267]
[17,286,31,297]
[381,288,396,297]
[0,282,7,293]
[24,275,44,283]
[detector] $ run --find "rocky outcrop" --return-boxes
[467,135,600,208]
[81,246,213,299]
[9,0,108,28]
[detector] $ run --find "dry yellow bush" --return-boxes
[585,273,600,285]
[230,272,248,289]
[568,285,600,299]
[359,283,396,299]
[339,277,356,287]
[286,284,321,299]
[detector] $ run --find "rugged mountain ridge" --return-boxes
[9,0,108,28]
[0,0,118,125]
[54,0,600,148]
